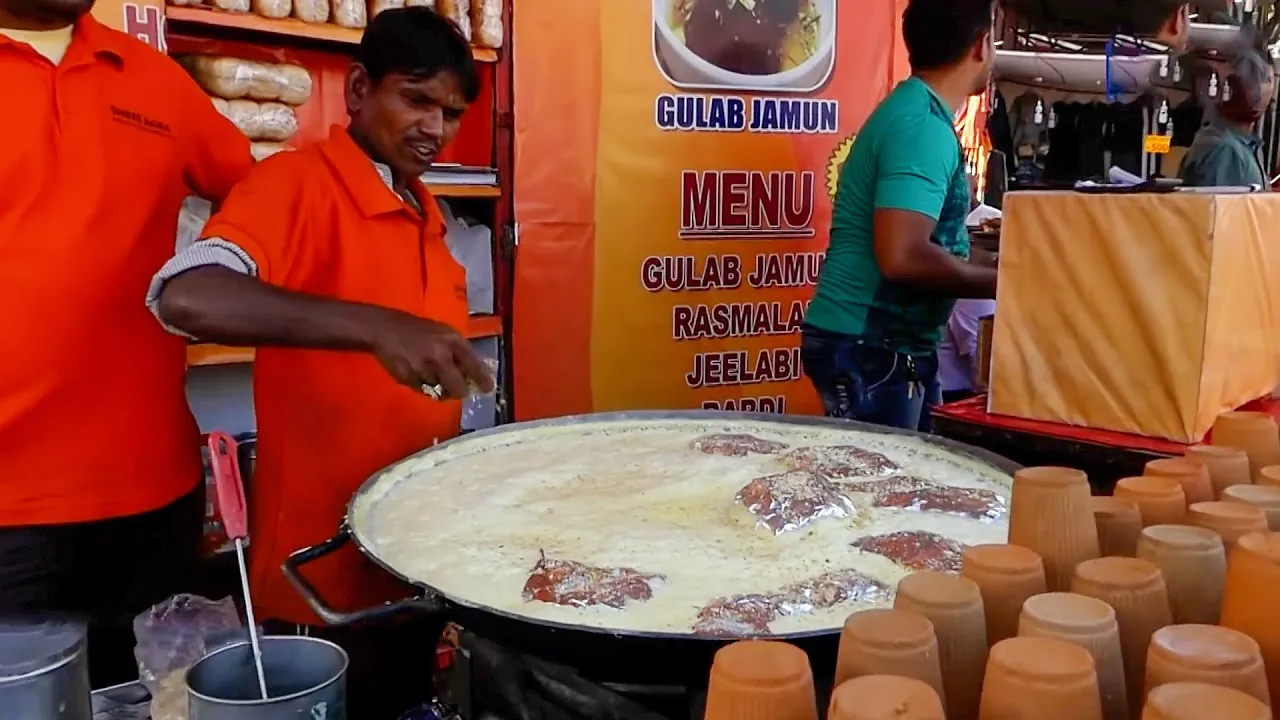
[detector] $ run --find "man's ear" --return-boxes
[1157,4,1190,52]
[345,63,372,115]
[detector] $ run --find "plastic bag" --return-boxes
[251,142,292,162]
[257,102,299,142]
[403,0,434,6]
[369,0,404,16]
[292,0,329,23]
[186,56,254,99]
[210,96,229,117]
[332,0,367,28]
[471,0,501,48]
[274,64,313,105]
[212,0,249,12]
[133,595,245,720]
[225,99,264,139]
[252,0,290,19]
[438,0,470,40]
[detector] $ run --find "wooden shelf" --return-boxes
[186,315,503,367]
[165,6,500,61]
[428,184,500,198]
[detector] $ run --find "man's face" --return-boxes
[966,28,996,97]
[0,0,94,27]
[1259,67,1276,112]
[345,66,467,179]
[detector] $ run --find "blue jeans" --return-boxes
[800,326,941,432]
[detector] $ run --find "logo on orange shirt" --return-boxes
[110,105,172,137]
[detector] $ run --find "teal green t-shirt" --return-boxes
[1177,119,1267,187]
[805,76,972,355]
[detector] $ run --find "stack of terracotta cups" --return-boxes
[1091,496,1143,558]
[1017,592,1127,720]
[1006,467,1100,591]
[979,636,1103,720]
[1142,682,1270,720]
[703,640,818,720]
[1144,624,1270,703]
[1219,531,1280,707]
[1220,484,1280,530]
[1144,457,1214,506]
[1135,525,1226,625]
[1211,412,1280,483]
[833,608,946,702]
[962,543,1047,646]
[894,571,988,720]
[827,675,944,720]
[1186,501,1269,546]
[1184,444,1251,498]
[1113,476,1187,527]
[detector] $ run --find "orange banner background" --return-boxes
[512,0,909,421]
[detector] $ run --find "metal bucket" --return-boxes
[186,636,347,719]
[0,619,92,720]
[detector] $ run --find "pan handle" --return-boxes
[282,527,443,626]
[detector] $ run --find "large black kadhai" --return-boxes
[281,411,1020,687]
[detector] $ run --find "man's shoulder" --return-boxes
[87,19,191,83]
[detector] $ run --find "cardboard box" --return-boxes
[989,191,1280,442]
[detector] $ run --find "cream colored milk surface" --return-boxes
[354,419,1012,635]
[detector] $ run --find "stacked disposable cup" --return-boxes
[704,640,818,720]
[1185,445,1251,498]
[1144,624,1269,704]
[1187,501,1269,546]
[1018,592,1128,720]
[1007,467,1100,591]
[827,675,944,720]
[1113,476,1187,527]
[1212,411,1280,482]
[978,636,1103,720]
[834,608,946,703]
[1136,525,1226,625]
[1219,532,1280,705]
[894,572,987,720]
[1144,457,1215,506]
[1071,557,1173,716]
[961,544,1048,646]
[1091,496,1143,557]
[1141,681,1271,720]
[1221,484,1280,530]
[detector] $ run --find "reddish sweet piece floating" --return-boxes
[873,483,1006,521]
[522,552,665,609]
[735,471,856,534]
[690,433,788,456]
[851,530,967,573]
[782,445,901,479]
[692,569,891,637]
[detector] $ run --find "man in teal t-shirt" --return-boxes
[1179,42,1274,188]
[802,0,998,431]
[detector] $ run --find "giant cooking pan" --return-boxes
[282,411,1020,685]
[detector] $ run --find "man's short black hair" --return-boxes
[902,0,994,72]
[356,6,481,103]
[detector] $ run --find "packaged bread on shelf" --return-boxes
[292,0,329,23]
[256,102,299,142]
[331,0,367,28]
[369,0,404,16]
[274,64,313,106]
[251,142,292,162]
[211,0,250,12]
[438,0,470,40]
[252,0,291,19]
[403,0,434,6]
[185,55,256,99]
[471,0,501,48]
[211,96,229,116]
[225,99,265,139]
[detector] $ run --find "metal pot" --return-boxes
[0,620,91,720]
[186,636,348,720]
[283,410,1021,686]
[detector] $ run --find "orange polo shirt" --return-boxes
[200,126,468,625]
[0,16,252,526]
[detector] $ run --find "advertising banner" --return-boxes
[512,0,909,420]
[93,0,166,51]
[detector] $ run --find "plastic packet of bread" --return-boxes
[274,64,313,106]
[403,0,434,6]
[186,55,258,99]
[292,0,328,23]
[331,0,367,28]
[369,0,403,16]
[252,0,290,18]
[471,0,501,48]
[211,0,249,12]
[250,142,292,162]
[211,96,230,117]
[256,102,299,142]
[438,0,470,40]
[225,99,264,139]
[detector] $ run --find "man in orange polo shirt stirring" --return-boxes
[147,8,492,717]
[0,0,251,686]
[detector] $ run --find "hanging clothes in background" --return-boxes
[1010,92,1047,185]
[1007,94,1150,185]
[988,90,1016,179]
[1171,98,1205,147]
[1107,101,1147,176]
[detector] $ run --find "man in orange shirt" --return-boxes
[148,8,491,717]
[0,0,251,686]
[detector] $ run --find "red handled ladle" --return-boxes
[208,431,269,700]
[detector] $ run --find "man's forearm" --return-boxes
[886,242,997,299]
[157,265,397,350]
